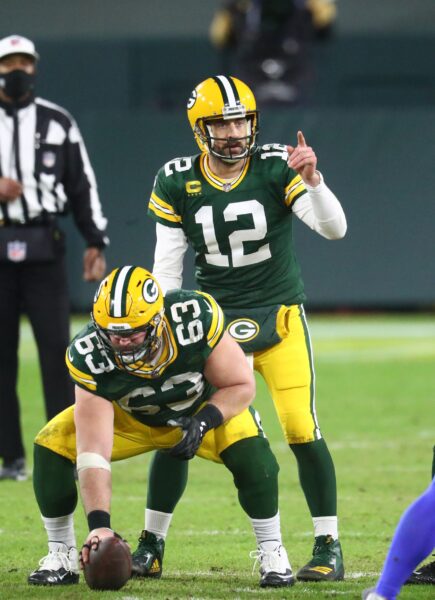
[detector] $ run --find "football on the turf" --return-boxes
[84,536,132,590]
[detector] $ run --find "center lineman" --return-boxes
[29,266,295,588]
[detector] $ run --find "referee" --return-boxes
[0,35,109,481]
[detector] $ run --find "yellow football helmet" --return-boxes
[92,266,164,369]
[187,75,259,161]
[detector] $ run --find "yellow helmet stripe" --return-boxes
[65,350,97,391]
[197,291,225,348]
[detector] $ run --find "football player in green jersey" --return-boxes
[28,266,295,588]
[147,75,347,582]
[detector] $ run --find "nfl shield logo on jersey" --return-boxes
[7,240,27,262]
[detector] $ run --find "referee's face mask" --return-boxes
[0,55,36,103]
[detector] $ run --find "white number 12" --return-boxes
[195,200,271,268]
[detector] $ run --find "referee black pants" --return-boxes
[0,256,74,461]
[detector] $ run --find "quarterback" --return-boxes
[147,75,347,581]
[28,266,294,588]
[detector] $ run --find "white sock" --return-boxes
[250,512,282,547]
[312,516,338,539]
[145,508,173,540]
[42,513,76,549]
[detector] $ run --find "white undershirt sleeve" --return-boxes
[292,171,347,239]
[152,223,188,293]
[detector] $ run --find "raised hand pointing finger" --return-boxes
[297,130,306,147]
[287,130,320,187]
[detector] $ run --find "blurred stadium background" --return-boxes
[2,0,435,312]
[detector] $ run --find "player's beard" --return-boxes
[214,137,248,163]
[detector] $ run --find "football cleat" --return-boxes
[28,543,79,585]
[405,558,435,585]
[131,530,165,578]
[296,534,344,581]
[361,588,387,600]
[250,542,295,588]
[0,457,27,481]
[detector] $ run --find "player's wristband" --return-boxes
[87,510,111,531]
[193,403,224,432]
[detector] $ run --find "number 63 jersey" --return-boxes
[65,289,225,427]
[148,145,308,309]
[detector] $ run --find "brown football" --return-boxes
[83,536,132,590]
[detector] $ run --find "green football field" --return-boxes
[1,313,434,599]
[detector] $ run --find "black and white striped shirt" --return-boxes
[0,96,108,247]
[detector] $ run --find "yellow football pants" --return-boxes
[34,402,263,464]
[253,304,321,444]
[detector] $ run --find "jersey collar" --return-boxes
[200,153,250,192]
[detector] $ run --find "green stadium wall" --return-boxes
[28,36,435,311]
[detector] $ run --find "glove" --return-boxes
[167,416,202,460]
[168,404,224,460]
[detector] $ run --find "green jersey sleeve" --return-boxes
[255,144,307,208]
[65,323,117,397]
[148,156,196,228]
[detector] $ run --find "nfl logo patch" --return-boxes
[42,151,56,168]
[7,240,27,262]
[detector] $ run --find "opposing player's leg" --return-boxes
[404,445,435,585]
[362,478,435,600]
[254,304,344,582]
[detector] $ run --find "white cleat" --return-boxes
[250,541,295,587]
[28,542,79,585]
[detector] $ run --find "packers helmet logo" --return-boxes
[143,278,159,304]
[227,319,259,342]
[187,89,197,110]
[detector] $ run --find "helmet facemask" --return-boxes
[93,311,164,371]
[195,113,258,163]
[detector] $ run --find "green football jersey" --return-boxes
[148,144,308,309]
[65,289,225,427]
